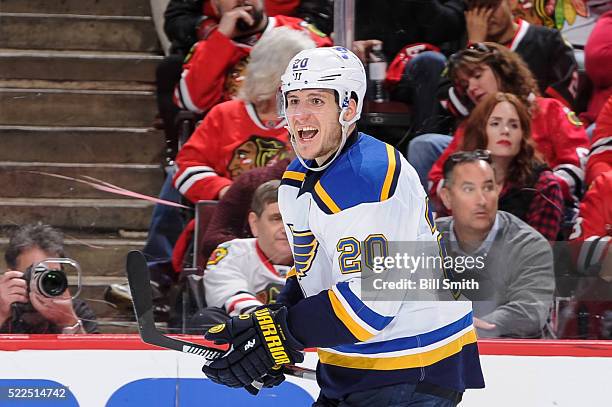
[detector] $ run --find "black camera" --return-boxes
[11,258,81,316]
[23,263,69,298]
[12,263,69,315]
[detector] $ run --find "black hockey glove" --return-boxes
[202,305,304,390]
[259,365,286,388]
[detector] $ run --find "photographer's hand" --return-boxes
[217,5,255,39]
[29,287,79,330]
[0,271,28,326]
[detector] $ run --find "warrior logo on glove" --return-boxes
[253,308,291,365]
[202,305,304,391]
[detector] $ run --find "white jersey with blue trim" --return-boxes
[278,132,484,399]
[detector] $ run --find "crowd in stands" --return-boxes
[121,0,612,339]
[137,0,610,337]
[425,42,587,234]
[2,0,610,340]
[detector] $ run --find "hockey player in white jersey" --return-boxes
[202,47,484,406]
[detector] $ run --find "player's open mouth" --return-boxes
[297,126,318,141]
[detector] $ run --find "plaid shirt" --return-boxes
[502,170,564,241]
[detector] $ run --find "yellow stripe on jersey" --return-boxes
[380,144,397,201]
[318,329,477,370]
[328,290,374,342]
[283,171,306,182]
[286,267,297,279]
[315,181,341,214]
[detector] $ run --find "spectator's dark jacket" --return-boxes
[355,0,466,60]
[296,0,333,35]
[164,0,206,55]
[163,0,333,55]
[512,20,578,108]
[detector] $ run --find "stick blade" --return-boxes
[124,250,317,380]
[125,250,222,357]
[125,250,153,320]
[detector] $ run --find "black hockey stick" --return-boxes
[125,250,316,386]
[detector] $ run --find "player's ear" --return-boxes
[439,183,452,211]
[342,98,358,122]
[248,211,259,237]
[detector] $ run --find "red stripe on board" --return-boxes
[1,336,612,357]
[0,334,226,352]
[477,339,612,357]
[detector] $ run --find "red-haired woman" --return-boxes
[451,92,564,240]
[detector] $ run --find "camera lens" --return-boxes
[38,269,69,297]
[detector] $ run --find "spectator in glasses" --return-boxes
[436,151,555,338]
[445,92,564,240]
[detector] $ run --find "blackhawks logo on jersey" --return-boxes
[227,135,286,178]
[299,21,326,38]
[207,246,228,266]
[288,225,319,278]
[563,106,583,127]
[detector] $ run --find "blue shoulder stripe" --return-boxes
[312,180,341,214]
[332,312,474,354]
[336,281,393,331]
[380,145,401,201]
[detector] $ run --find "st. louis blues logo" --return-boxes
[332,46,350,59]
[288,225,319,278]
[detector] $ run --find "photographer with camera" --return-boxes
[0,223,98,334]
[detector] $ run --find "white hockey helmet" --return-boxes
[280,46,366,127]
[280,47,366,171]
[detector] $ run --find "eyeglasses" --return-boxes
[443,149,492,182]
[447,43,496,71]
[448,149,491,164]
[466,42,492,53]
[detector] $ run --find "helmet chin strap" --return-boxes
[287,108,351,172]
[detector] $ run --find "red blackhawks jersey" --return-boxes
[203,238,290,316]
[569,171,612,274]
[174,15,332,113]
[429,97,589,203]
[173,99,288,202]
